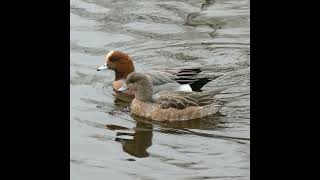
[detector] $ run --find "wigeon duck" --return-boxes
[97,51,219,100]
[118,72,226,121]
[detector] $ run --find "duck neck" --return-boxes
[135,91,153,102]
[115,71,131,81]
[114,61,135,80]
[135,83,153,102]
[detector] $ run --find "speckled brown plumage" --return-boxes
[124,72,226,121]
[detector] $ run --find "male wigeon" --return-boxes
[97,51,219,100]
[118,72,226,121]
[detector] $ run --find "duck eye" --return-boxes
[110,56,119,62]
[127,79,134,84]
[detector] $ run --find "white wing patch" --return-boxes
[177,84,192,91]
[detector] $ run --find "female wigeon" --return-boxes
[118,72,226,121]
[97,51,219,99]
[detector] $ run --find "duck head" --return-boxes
[119,72,153,102]
[97,51,135,80]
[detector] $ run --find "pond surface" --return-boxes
[70,0,250,179]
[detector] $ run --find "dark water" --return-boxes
[70,0,250,179]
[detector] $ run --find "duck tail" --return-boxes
[196,102,224,118]
[189,77,212,92]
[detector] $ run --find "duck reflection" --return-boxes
[114,121,153,158]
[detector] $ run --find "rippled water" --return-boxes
[70,0,250,179]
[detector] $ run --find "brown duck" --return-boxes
[118,72,226,121]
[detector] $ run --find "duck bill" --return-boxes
[118,85,128,92]
[97,63,107,71]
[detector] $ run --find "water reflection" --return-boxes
[112,122,153,158]
[107,97,153,158]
